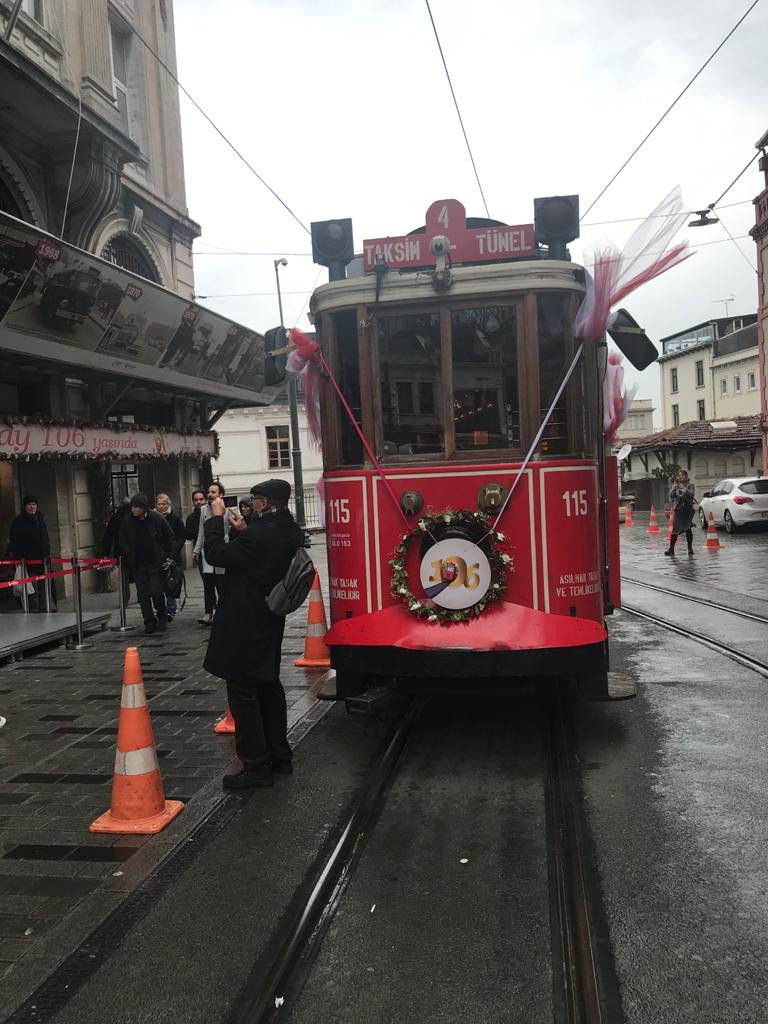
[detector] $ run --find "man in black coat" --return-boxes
[119,493,175,634]
[203,479,303,789]
[101,497,132,605]
[8,495,52,612]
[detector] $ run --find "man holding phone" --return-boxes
[194,481,227,624]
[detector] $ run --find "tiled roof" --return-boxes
[628,415,762,452]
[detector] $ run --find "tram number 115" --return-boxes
[329,498,351,524]
[562,489,588,517]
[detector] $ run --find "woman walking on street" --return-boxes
[665,469,695,557]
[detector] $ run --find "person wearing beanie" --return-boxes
[119,493,175,634]
[202,478,303,789]
[9,496,52,611]
[101,496,133,605]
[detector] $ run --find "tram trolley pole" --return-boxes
[43,556,53,613]
[20,559,29,613]
[70,557,92,650]
[113,556,134,632]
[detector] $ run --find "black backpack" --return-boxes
[266,547,315,616]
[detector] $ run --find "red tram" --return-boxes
[304,197,639,698]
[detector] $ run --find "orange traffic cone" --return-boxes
[647,504,660,535]
[665,510,673,543]
[90,648,184,835]
[705,511,723,550]
[214,707,235,734]
[624,501,634,527]
[295,572,331,668]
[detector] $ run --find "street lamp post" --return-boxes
[274,258,306,528]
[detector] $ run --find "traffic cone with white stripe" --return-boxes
[90,647,183,834]
[705,511,723,550]
[214,707,235,734]
[647,504,660,535]
[624,502,633,526]
[665,509,673,543]
[295,572,331,668]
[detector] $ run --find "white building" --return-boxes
[213,400,324,524]
[616,398,655,440]
[658,317,759,428]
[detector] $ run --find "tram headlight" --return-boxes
[477,483,508,511]
[534,195,580,260]
[400,490,424,516]
[311,219,355,280]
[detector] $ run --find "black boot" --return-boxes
[223,754,273,789]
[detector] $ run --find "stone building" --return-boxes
[0,1,276,581]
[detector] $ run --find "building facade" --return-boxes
[750,128,768,473]
[213,401,324,525]
[658,317,759,429]
[615,398,655,440]
[0,1,277,583]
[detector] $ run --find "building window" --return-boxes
[21,0,43,22]
[748,371,756,389]
[695,360,704,387]
[396,381,414,415]
[418,382,435,414]
[720,378,727,395]
[670,367,678,393]
[733,375,741,393]
[697,399,705,420]
[266,425,290,468]
[672,404,679,427]
[101,234,159,283]
[110,24,130,132]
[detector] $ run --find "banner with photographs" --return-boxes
[0,212,277,404]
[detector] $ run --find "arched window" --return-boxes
[101,234,160,283]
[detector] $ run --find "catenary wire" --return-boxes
[424,0,490,218]
[130,24,310,236]
[712,210,757,273]
[710,152,761,209]
[581,0,763,220]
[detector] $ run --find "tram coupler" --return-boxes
[345,686,408,731]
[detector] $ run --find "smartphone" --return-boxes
[223,495,238,508]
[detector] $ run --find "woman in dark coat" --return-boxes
[203,479,304,789]
[665,469,695,557]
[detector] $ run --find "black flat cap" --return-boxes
[250,479,291,502]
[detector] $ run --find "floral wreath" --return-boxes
[389,508,512,624]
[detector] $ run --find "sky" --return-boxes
[173,0,767,425]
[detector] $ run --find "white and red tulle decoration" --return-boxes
[286,328,323,450]
[574,186,692,344]
[603,352,638,444]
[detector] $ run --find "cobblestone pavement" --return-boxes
[619,512,768,601]
[0,535,329,1004]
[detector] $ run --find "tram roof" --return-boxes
[309,259,585,317]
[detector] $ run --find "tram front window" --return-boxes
[451,305,519,451]
[379,313,443,455]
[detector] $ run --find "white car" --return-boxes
[698,476,768,533]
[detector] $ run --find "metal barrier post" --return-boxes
[71,557,92,650]
[20,559,29,613]
[43,557,53,613]
[112,556,134,632]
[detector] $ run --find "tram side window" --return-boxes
[451,305,518,451]
[333,310,363,465]
[538,294,570,455]
[379,313,443,455]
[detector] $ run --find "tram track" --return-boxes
[620,575,768,626]
[232,688,621,1024]
[620,603,768,679]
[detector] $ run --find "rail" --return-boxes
[0,556,133,642]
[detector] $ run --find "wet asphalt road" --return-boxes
[287,699,552,1024]
[574,608,768,1024]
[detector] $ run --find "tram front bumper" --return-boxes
[326,601,607,679]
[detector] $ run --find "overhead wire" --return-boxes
[130,23,310,236]
[424,0,490,218]
[581,0,763,220]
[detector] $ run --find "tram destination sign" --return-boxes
[363,199,535,272]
